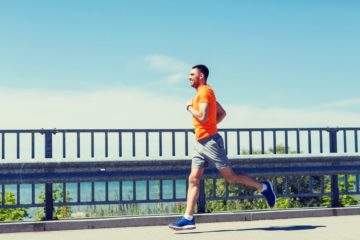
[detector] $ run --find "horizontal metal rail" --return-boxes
[1,127,359,161]
[0,155,360,183]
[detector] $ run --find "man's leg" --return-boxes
[169,167,204,230]
[184,167,205,216]
[219,167,276,208]
[219,167,262,191]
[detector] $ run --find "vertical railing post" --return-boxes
[45,131,53,159]
[45,182,53,220]
[44,130,54,220]
[329,128,340,207]
[197,179,206,213]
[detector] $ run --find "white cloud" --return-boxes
[222,105,360,128]
[145,55,190,73]
[167,73,184,84]
[1,88,359,130]
[312,98,360,110]
[0,88,191,129]
[145,54,191,84]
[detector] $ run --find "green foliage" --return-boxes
[0,191,28,221]
[242,144,297,155]
[35,184,73,220]
[172,201,187,213]
[269,144,298,154]
[321,174,358,207]
[275,198,302,208]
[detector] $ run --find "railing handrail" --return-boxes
[1,154,360,183]
[1,127,359,160]
[1,127,360,132]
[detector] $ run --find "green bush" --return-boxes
[0,191,28,221]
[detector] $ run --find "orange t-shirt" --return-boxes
[192,85,217,140]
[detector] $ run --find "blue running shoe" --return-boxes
[168,217,196,230]
[261,180,276,208]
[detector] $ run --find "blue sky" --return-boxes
[1,0,360,129]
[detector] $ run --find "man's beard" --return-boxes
[191,79,199,89]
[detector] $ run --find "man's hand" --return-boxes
[187,100,208,122]
[186,100,192,110]
[216,101,226,124]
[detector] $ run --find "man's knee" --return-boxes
[219,168,238,183]
[223,174,237,183]
[188,174,201,186]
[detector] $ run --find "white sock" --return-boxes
[261,183,268,192]
[184,215,193,221]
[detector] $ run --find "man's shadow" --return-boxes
[175,225,326,234]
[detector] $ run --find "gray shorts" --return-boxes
[192,133,230,169]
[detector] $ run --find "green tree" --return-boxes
[321,174,358,207]
[0,191,28,221]
[35,183,73,220]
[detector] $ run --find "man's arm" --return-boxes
[187,101,208,122]
[216,101,226,124]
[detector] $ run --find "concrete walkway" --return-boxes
[1,215,359,240]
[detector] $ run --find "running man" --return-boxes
[168,64,276,230]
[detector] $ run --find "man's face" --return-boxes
[188,68,202,89]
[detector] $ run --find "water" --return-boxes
[1,180,187,220]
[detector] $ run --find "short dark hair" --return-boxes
[192,64,209,81]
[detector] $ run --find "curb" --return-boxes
[1,207,360,233]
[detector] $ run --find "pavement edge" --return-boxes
[1,207,360,233]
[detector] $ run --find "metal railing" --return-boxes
[0,127,359,160]
[1,127,360,221]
